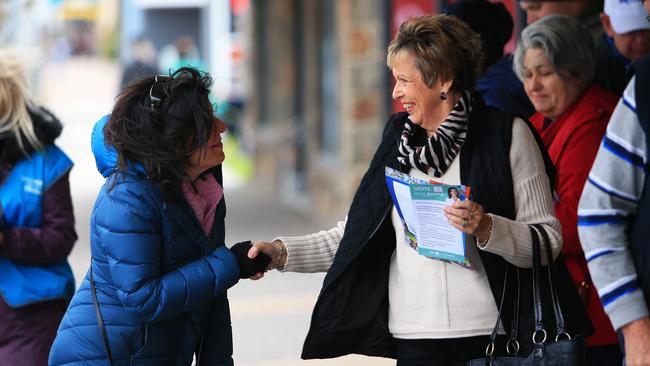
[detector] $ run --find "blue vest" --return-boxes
[0,145,75,308]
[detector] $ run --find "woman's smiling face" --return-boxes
[391,51,447,131]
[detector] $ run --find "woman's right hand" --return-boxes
[230,241,271,279]
[444,200,492,243]
[248,240,288,279]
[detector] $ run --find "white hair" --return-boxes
[514,15,595,87]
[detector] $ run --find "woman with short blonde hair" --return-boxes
[251,14,592,365]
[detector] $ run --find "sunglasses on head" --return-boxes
[149,75,171,111]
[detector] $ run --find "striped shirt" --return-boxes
[578,76,649,330]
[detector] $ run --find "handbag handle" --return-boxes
[482,264,528,357]
[506,268,521,355]
[531,224,569,340]
[485,264,510,358]
[482,224,568,358]
[90,265,114,366]
[530,225,546,344]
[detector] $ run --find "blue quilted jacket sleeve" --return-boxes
[94,180,240,323]
[196,295,235,365]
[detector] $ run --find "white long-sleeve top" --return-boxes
[278,117,562,338]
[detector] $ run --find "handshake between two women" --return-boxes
[229,241,273,279]
[245,240,289,280]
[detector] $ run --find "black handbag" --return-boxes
[468,224,586,365]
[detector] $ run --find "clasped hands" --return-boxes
[236,240,287,280]
[230,240,285,280]
[229,241,271,279]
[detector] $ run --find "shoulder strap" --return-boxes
[529,226,545,342]
[90,266,114,365]
[484,264,510,359]
[195,325,206,366]
[532,224,569,339]
[507,267,521,355]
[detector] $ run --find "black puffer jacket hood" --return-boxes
[0,105,63,165]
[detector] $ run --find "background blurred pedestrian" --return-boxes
[0,49,77,366]
[444,0,535,117]
[518,0,604,41]
[119,36,158,90]
[159,35,206,74]
[595,0,650,95]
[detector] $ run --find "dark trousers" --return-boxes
[586,344,623,366]
[0,297,66,366]
[396,335,507,366]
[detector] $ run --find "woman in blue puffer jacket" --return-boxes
[49,67,268,366]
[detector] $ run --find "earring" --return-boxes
[440,90,447,100]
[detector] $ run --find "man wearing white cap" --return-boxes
[595,0,650,95]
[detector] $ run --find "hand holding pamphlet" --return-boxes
[385,166,472,268]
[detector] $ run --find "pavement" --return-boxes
[38,57,393,366]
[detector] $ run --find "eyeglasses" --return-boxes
[149,75,171,111]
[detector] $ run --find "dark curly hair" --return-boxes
[104,67,215,198]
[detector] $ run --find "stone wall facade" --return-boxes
[245,0,389,220]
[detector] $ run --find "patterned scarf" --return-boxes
[397,91,475,177]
